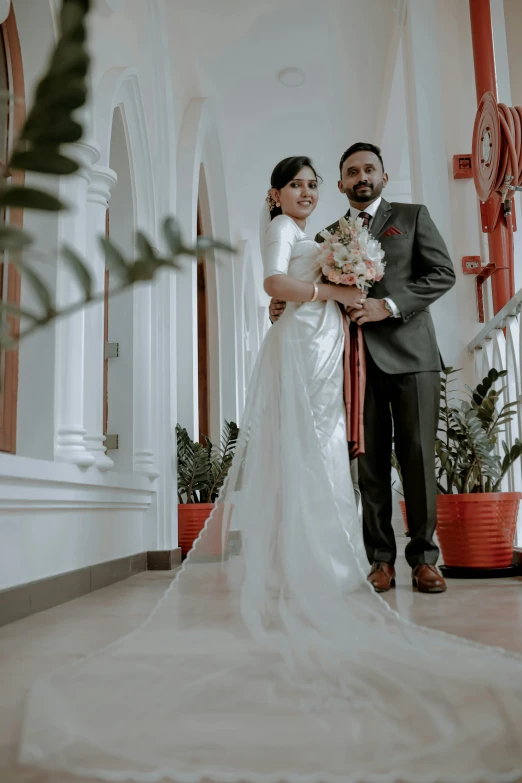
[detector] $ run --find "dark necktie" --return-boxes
[358,211,371,228]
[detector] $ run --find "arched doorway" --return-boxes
[197,162,220,444]
[197,203,210,443]
[106,105,135,472]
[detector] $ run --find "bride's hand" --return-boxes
[333,286,366,310]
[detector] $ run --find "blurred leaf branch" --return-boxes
[0,0,234,351]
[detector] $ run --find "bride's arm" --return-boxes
[262,216,363,309]
[265,274,348,304]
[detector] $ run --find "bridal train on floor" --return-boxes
[18,216,522,783]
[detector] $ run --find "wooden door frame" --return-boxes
[196,204,210,443]
[0,7,24,454]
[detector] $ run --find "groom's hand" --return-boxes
[350,299,390,326]
[269,298,286,322]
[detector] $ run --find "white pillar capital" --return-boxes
[87,166,118,207]
[65,141,100,184]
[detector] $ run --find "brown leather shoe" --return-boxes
[368,562,396,593]
[412,564,447,593]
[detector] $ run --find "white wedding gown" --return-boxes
[19,215,522,782]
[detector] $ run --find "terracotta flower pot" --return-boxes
[177,503,215,557]
[436,492,521,569]
[398,500,409,534]
[177,503,233,559]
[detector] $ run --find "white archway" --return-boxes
[94,67,156,231]
[176,98,238,441]
[93,67,158,484]
[93,64,188,551]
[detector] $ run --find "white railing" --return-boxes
[467,289,522,547]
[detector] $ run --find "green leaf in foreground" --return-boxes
[16,263,55,315]
[196,235,235,253]
[62,244,93,300]
[100,237,130,281]
[0,187,65,212]
[0,225,34,250]
[10,149,80,176]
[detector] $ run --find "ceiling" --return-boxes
[166,0,399,242]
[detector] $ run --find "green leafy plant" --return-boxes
[391,447,403,497]
[176,421,239,504]
[0,0,234,352]
[436,366,522,494]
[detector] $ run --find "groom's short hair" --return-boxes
[339,143,384,175]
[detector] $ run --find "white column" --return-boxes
[84,165,117,471]
[492,0,522,295]
[403,0,462,371]
[134,282,159,478]
[55,141,99,467]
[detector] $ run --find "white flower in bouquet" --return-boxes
[318,215,386,292]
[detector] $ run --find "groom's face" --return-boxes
[338,151,388,208]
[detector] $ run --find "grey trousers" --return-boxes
[358,353,440,568]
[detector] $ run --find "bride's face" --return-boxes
[272,166,318,223]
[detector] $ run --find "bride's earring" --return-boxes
[276,201,280,208]
[266,190,277,211]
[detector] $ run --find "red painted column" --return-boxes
[469,0,513,313]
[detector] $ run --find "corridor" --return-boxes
[1,555,521,783]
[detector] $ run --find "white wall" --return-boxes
[1,0,178,588]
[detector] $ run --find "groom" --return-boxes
[269,142,455,594]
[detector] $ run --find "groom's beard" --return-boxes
[350,183,376,203]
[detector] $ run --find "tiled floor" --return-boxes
[1,559,521,783]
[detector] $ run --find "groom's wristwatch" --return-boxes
[383,297,400,318]
[383,299,394,317]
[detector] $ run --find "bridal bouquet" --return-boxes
[318,216,385,291]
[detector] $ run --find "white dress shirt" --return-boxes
[348,197,400,318]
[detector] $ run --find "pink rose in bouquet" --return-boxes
[317,215,385,292]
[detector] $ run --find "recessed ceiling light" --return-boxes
[277,68,305,87]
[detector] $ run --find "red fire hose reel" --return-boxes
[470,92,522,321]
[473,92,522,220]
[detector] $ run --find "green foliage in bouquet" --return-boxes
[176,421,239,504]
[436,366,522,494]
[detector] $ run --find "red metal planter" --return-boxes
[436,492,520,569]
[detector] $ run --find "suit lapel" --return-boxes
[346,199,394,238]
[369,198,393,238]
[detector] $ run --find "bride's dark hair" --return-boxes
[269,156,322,220]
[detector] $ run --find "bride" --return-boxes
[19,157,522,783]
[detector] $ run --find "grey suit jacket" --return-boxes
[314,199,455,374]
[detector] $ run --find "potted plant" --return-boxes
[176,421,239,558]
[435,366,522,573]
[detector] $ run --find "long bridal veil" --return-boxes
[18,207,522,783]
